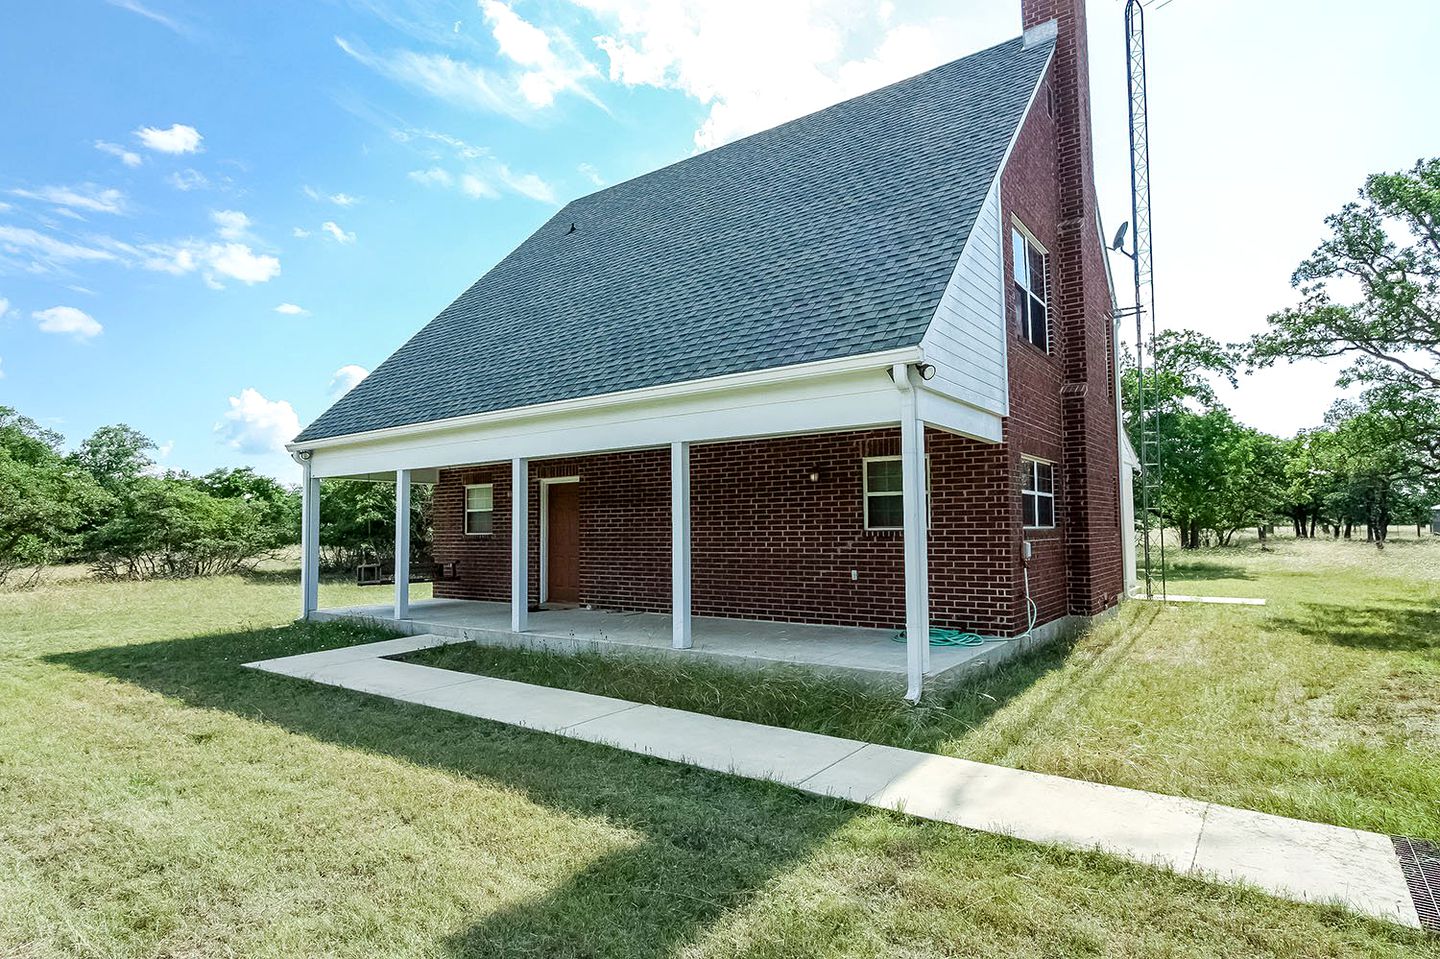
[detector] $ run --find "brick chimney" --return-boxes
[1020,0,1123,615]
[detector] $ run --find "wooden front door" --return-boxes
[546,483,580,604]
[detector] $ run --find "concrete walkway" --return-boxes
[247,634,1421,929]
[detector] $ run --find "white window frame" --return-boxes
[1021,457,1056,530]
[863,456,930,532]
[1011,221,1051,353]
[464,483,495,536]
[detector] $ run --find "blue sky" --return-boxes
[1,0,1435,480]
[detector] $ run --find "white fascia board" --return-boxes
[290,346,922,455]
[917,387,1004,443]
[306,361,921,478]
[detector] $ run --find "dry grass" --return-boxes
[1,549,1437,957]
[410,532,1440,838]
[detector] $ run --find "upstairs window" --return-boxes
[464,484,494,535]
[1012,226,1050,352]
[1022,459,1056,529]
[863,456,930,531]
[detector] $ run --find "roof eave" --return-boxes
[289,344,926,452]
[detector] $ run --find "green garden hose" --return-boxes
[890,627,990,647]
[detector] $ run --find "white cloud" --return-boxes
[95,140,142,167]
[495,165,556,203]
[302,185,360,206]
[216,388,300,454]
[292,226,311,238]
[329,364,369,396]
[211,209,250,239]
[33,305,103,341]
[400,134,554,204]
[11,183,127,215]
[0,226,119,267]
[480,0,600,109]
[575,0,1011,149]
[156,439,174,459]
[135,123,203,154]
[273,302,308,316]
[168,168,209,191]
[408,167,454,188]
[139,239,279,285]
[460,174,498,199]
[105,0,188,35]
[207,243,281,283]
[0,355,5,379]
[0,297,9,318]
[321,221,356,244]
[578,162,605,186]
[335,8,603,118]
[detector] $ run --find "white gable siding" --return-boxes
[919,177,1010,419]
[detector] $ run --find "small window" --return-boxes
[1012,226,1050,352]
[1022,459,1056,529]
[464,484,494,535]
[863,457,930,531]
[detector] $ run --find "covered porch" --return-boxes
[312,597,1038,690]
[294,356,1014,701]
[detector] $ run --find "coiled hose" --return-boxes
[892,564,1039,647]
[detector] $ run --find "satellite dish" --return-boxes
[1111,221,1130,252]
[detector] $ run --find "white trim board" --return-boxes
[307,368,1004,479]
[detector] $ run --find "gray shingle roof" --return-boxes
[296,34,1053,443]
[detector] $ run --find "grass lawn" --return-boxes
[408,533,1440,840]
[0,543,1435,958]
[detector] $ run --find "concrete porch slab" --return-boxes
[312,598,1074,690]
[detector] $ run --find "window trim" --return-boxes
[862,455,930,532]
[463,483,495,536]
[1021,457,1057,530]
[1011,221,1051,354]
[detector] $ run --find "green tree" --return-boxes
[318,480,432,572]
[86,476,291,579]
[0,406,107,582]
[1250,158,1439,391]
[69,424,156,492]
[1121,331,1282,548]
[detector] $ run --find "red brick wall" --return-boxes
[432,427,1040,634]
[1006,0,1126,615]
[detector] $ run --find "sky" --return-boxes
[1,0,1436,480]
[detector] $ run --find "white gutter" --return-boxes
[289,346,924,453]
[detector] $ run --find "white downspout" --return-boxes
[893,363,930,704]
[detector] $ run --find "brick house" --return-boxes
[290,0,1130,700]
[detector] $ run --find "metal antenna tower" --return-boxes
[1125,0,1167,599]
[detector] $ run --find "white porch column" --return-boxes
[299,456,320,619]
[394,468,411,620]
[895,363,931,702]
[510,457,529,632]
[671,441,692,649]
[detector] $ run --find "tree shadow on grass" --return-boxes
[1161,561,1256,583]
[1268,601,1440,657]
[43,623,915,958]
